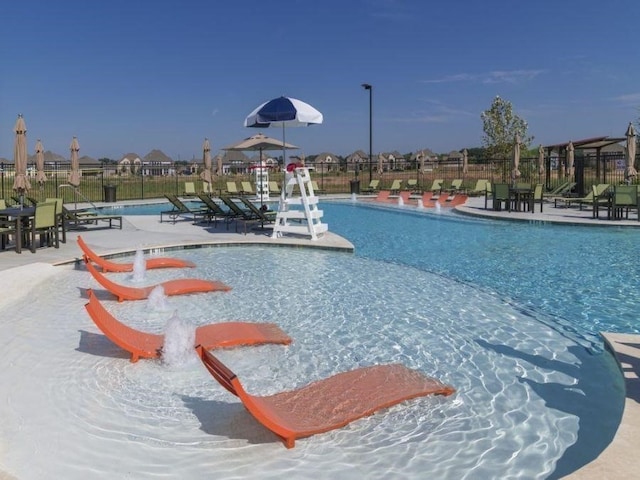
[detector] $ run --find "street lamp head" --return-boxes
[361,83,372,90]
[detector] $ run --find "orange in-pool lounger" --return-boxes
[77,235,195,272]
[196,345,455,449]
[84,289,291,362]
[84,258,230,302]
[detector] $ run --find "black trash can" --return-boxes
[103,185,117,202]
[350,179,360,194]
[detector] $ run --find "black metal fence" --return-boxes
[0,154,630,203]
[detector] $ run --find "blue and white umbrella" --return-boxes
[244,96,322,168]
[244,96,323,128]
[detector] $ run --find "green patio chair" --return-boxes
[427,179,444,195]
[183,182,197,196]
[388,179,402,193]
[269,181,281,194]
[30,201,59,250]
[492,183,511,211]
[469,179,488,196]
[611,185,639,220]
[530,184,543,213]
[362,179,380,193]
[240,181,254,195]
[226,181,240,195]
[447,179,464,193]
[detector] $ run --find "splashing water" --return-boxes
[435,202,442,214]
[351,193,357,203]
[417,199,424,209]
[131,248,146,282]
[397,196,404,206]
[161,311,197,367]
[148,285,168,311]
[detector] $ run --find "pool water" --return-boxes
[0,202,630,479]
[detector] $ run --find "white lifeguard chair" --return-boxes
[271,166,328,240]
[251,161,270,203]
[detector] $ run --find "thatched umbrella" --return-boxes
[35,139,47,186]
[200,138,213,184]
[68,137,81,187]
[12,115,31,203]
[625,123,637,181]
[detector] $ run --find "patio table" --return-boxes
[509,186,533,212]
[0,207,35,253]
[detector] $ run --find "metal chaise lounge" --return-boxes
[237,197,277,228]
[160,194,212,224]
[196,194,238,229]
[84,258,230,302]
[84,289,291,363]
[63,206,123,230]
[78,235,195,272]
[196,345,455,449]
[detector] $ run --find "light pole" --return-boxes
[362,83,373,183]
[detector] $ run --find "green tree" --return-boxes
[481,96,533,159]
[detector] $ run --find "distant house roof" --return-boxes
[220,150,249,163]
[144,149,174,163]
[313,152,340,163]
[78,155,100,164]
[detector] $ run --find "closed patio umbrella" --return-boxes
[538,144,545,176]
[377,153,384,174]
[625,123,637,181]
[200,138,213,185]
[35,139,47,185]
[216,154,223,176]
[462,149,468,175]
[68,137,81,187]
[12,115,31,203]
[511,134,521,182]
[566,141,575,178]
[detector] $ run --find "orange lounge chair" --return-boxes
[373,190,391,202]
[196,345,455,449]
[84,289,291,362]
[446,194,468,207]
[78,236,195,273]
[437,193,451,205]
[421,192,436,207]
[398,191,412,203]
[85,259,230,302]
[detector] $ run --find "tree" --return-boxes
[481,96,533,159]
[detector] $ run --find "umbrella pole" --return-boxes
[260,147,264,207]
[281,124,287,203]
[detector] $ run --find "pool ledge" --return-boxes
[565,333,640,479]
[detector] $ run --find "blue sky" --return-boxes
[2,0,639,161]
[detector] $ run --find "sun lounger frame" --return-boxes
[196,345,455,448]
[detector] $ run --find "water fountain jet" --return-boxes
[162,311,197,367]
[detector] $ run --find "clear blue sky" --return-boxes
[2,0,639,161]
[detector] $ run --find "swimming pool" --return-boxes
[0,201,630,479]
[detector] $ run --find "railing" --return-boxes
[0,154,631,203]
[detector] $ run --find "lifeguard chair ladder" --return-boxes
[271,167,328,240]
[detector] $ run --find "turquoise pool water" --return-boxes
[325,201,640,344]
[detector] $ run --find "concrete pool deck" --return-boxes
[0,195,638,479]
